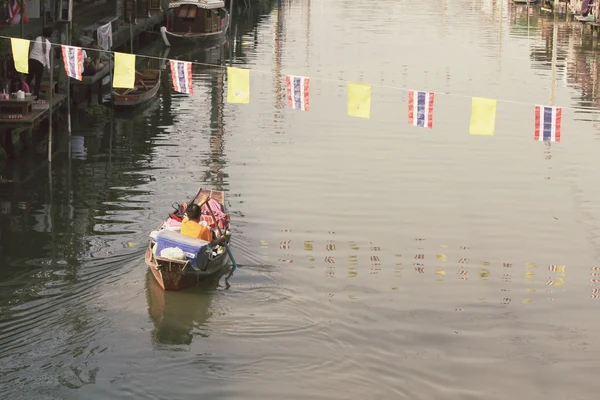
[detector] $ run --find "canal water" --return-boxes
[2,1,600,398]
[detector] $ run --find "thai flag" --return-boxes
[534,105,561,142]
[6,0,20,23]
[285,75,309,111]
[170,60,193,95]
[408,90,434,128]
[61,45,83,81]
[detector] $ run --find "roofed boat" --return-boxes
[160,0,230,47]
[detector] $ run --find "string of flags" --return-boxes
[226,67,561,142]
[7,36,563,143]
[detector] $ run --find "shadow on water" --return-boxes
[145,268,228,347]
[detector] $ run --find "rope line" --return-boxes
[1,34,598,114]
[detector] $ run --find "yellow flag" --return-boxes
[347,82,371,119]
[470,97,497,135]
[227,67,250,104]
[113,52,136,89]
[11,38,30,74]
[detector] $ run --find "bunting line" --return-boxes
[0,35,589,112]
[0,35,600,132]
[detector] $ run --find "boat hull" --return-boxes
[160,17,229,47]
[145,244,229,291]
[112,70,161,107]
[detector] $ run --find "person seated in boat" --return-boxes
[181,203,214,242]
[78,40,104,76]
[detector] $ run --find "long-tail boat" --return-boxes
[145,188,232,291]
[112,70,161,107]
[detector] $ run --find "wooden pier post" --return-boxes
[550,6,558,106]
[48,49,54,163]
[130,22,134,53]
[66,22,72,148]
[19,0,24,38]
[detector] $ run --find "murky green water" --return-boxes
[2,1,600,398]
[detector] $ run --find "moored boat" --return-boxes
[145,188,232,291]
[112,70,161,107]
[160,0,230,47]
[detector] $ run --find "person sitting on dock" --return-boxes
[26,27,53,100]
[9,73,30,94]
[78,40,104,76]
[181,203,214,242]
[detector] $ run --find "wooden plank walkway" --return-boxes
[0,94,67,129]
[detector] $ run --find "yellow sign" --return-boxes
[227,67,250,104]
[348,82,371,119]
[470,97,497,136]
[11,38,30,74]
[113,52,136,89]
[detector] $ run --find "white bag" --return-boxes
[160,247,186,260]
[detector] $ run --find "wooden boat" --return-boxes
[112,70,161,107]
[145,188,232,291]
[160,0,230,47]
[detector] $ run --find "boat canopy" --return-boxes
[168,0,225,9]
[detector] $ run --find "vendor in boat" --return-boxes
[181,203,214,242]
[77,40,105,76]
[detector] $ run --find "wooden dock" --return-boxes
[0,94,67,129]
[0,94,67,157]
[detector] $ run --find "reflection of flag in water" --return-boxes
[548,265,565,273]
[71,136,87,160]
[61,45,83,81]
[535,105,561,142]
[285,75,309,111]
[170,60,193,95]
[408,91,434,128]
